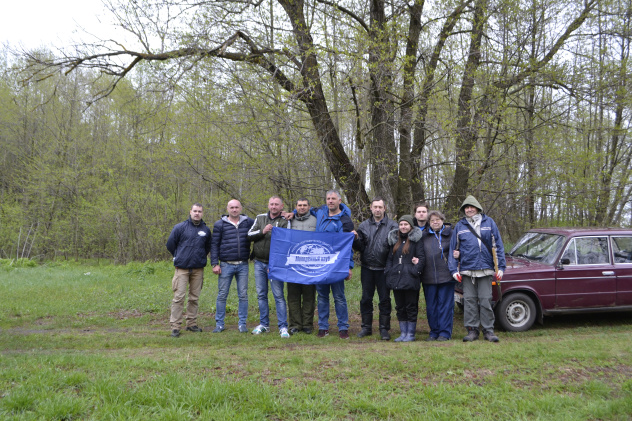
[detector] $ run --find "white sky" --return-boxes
[0,0,118,50]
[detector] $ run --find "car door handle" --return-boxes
[602,271,615,276]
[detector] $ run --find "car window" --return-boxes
[577,237,609,264]
[562,237,610,265]
[561,239,577,264]
[612,236,632,264]
[509,232,565,264]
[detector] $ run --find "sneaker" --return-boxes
[339,330,349,339]
[212,326,225,333]
[170,329,180,338]
[238,325,248,333]
[289,328,299,335]
[303,327,313,334]
[280,327,290,338]
[317,329,329,338]
[186,326,203,332]
[437,336,450,341]
[426,336,438,342]
[251,325,270,334]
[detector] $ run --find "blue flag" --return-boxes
[268,227,354,285]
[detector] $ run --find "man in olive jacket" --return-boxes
[166,203,212,338]
[247,196,290,337]
[287,198,318,334]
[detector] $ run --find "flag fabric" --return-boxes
[268,227,354,285]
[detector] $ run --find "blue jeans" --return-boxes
[316,280,349,330]
[215,262,249,327]
[422,281,456,339]
[254,260,288,329]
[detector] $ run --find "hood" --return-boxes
[460,195,483,213]
[387,226,422,246]
[221,214,249,224]
[295,212,313,221]
[504,255,553,273]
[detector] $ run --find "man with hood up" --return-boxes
[448,195,506,342]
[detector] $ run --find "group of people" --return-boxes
[165,191,506,343]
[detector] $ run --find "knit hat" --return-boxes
[398,214,415,228]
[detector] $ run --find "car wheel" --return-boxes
[496,293,536,332]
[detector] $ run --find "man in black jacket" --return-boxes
[210,199,254,333]
[353,197,398,340]
[166,203,212,338]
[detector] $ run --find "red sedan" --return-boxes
[454,228,632,331]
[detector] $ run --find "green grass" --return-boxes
[1,260,632,420]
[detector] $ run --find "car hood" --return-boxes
[504,255,553,274]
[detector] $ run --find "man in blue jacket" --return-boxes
[448,195,506,342]
[166,203,212,338]
[210,199,254,333]
[314,190,355,339]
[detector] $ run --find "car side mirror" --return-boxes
[557,258,570,269]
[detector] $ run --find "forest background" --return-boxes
[0,0,631,264]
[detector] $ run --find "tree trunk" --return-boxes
[445,0,486,219]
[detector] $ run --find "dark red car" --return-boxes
[454,228,632,331]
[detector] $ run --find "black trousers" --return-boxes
[392,289,420,322]
[360,267,392,317]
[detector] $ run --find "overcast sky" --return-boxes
[0,0,117,49]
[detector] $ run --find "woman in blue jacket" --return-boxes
[448,196,506,342]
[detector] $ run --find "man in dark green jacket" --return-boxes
[248,196,290,338]
[287,198,318,334]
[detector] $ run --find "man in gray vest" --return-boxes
[353,197,398,340]
[287,198,318,334]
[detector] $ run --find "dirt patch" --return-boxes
[108,309,145,320]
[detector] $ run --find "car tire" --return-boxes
[496,293,536,332]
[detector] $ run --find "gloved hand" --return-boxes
[453,273,462,282]
[495,270,503,281]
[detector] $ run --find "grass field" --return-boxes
[1,259,632,420]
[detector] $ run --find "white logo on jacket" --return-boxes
[198,231,207,236]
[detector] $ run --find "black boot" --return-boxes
[463,327,480,342]
[483,329,499,342]
[379,314,391,340]
[357,314,373,337]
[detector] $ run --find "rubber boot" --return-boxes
[394,321,407,342]
[483,329,499,342]
[357,314,373,338]
[463,327,480,342]
[379,314,391,341]
[402,321,416,342]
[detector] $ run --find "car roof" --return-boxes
[528,227,632,237]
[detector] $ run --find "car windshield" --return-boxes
[509,232,565,264]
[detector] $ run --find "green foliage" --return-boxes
[0,258,38,268]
